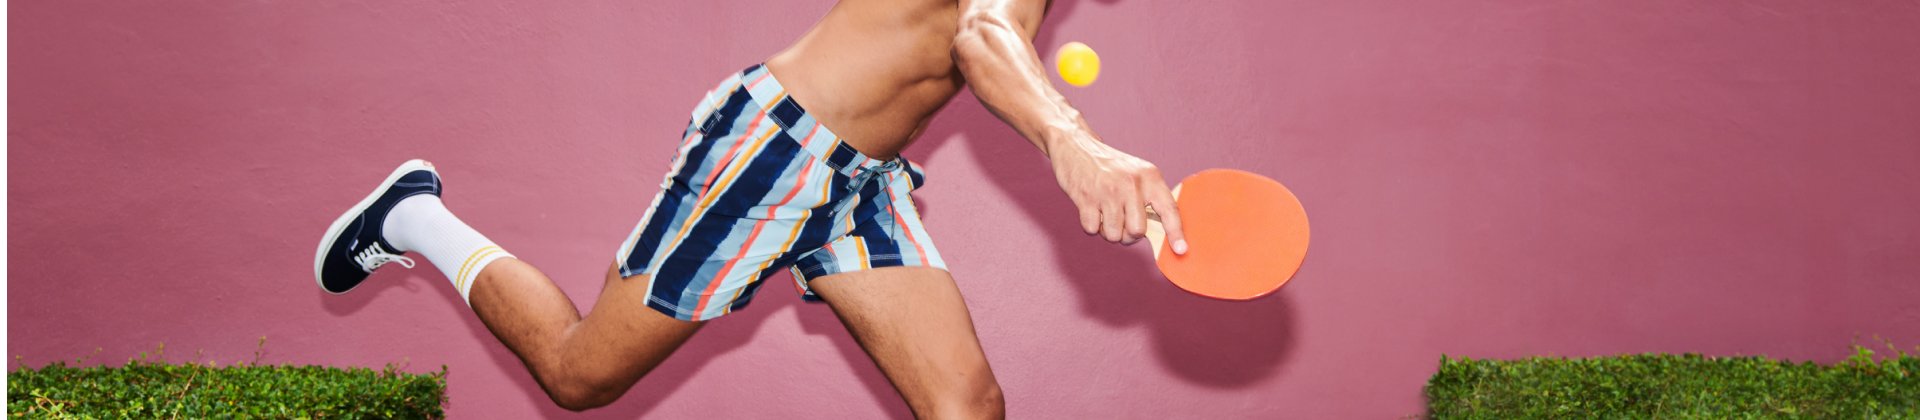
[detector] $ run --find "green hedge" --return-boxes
[1427,346,1920,418]
[9,348,446,418]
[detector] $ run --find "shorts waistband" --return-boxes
[737,64,907,177]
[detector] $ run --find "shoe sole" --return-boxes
[314,159,436,294]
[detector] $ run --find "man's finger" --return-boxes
[1145,183,1188,255]
[1079,205,1101,236]
[1099,202,1125,243]
[1122,190,1146,245]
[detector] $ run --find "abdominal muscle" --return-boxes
[763,0,968,161]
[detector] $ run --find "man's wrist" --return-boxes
[1037,121,1089,159]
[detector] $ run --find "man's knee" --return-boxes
[541,372,625,411]
[972,381,1007,418]
[925,377,1005,419]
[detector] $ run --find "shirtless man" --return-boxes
[314,0,1188,417]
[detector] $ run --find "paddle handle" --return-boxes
[1145,183,1181,223]
[1143,208,1170,256]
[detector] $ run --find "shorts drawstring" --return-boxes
[848,159,906,242]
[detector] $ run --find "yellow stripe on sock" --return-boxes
[459,248,506,291]
[456,245,504,291]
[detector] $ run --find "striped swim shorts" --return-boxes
[616,64,947,321]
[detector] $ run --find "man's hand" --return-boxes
[1048,132,1188,254]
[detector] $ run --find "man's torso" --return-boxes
[764,0,970,161]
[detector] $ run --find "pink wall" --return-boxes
[11,0,1920,417]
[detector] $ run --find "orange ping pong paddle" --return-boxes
[1145,169,1310,300]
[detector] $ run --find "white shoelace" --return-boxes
[353,243,416,273]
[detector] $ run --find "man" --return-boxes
[315,0,1188,417]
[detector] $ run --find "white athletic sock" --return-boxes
[384,195,513,305]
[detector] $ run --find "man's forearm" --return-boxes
[950,0,1189,250]
[952,10,1089,157]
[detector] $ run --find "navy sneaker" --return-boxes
[314,159,442,294]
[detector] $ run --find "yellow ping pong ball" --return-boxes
[1055,42,1101,87]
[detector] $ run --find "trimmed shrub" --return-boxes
[1427,346,1920,418]
[9,349,446,418]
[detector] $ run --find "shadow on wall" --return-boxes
[909,0,1301,388]
[322,269,911,418]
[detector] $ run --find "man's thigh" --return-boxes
[807,266,1001,415]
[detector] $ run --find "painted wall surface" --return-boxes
[11,1,1920,418]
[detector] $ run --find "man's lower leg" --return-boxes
[382,194,702,410]
[463,262,703,411]
[380,195,613,406]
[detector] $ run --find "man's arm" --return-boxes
[952,0,1187,253]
